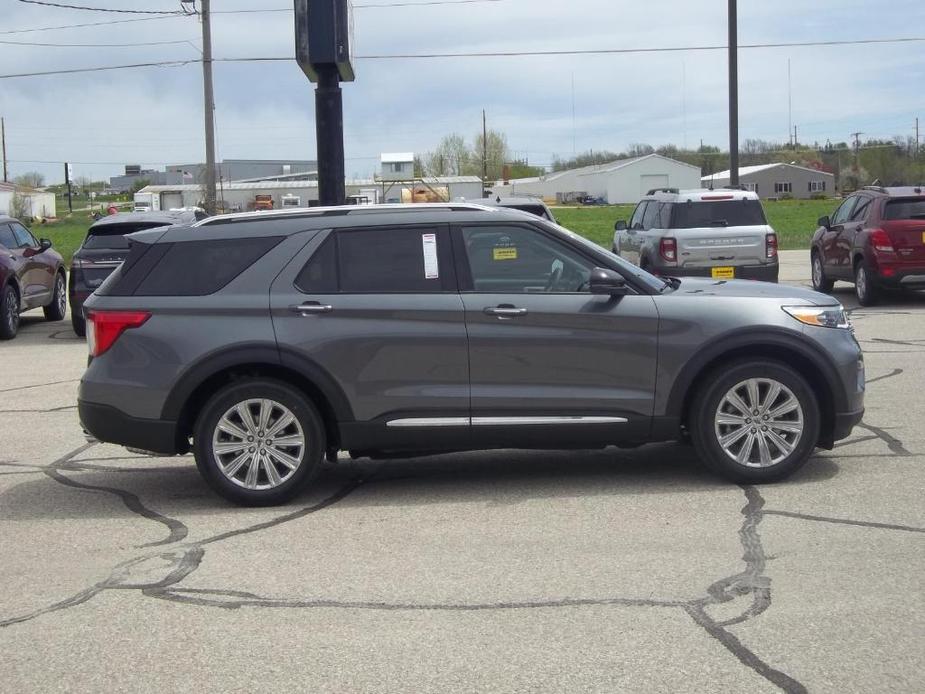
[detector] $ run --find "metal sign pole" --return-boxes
[315,65,345,206]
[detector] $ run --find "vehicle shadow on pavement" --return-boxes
[0,443,841,520]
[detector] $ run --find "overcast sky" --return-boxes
[2,0,924,184]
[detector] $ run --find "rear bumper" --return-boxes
[832,408,864,442]
[78,399,185,455]
[874,269,925,289]
[652,263,779,282]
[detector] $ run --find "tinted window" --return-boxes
[850,197,872,222]
[670,199,767,228]
[295,236,337,293]
[134,236,283,296]
[504,204,551,220]
[462,225,593,293]
[884,199,925,220]
[337,227,446,293]
[83,222,171,250]
[831,197,856,225]
[642,201,662,229]
[11,223,37,248]
[0,224,16,250]
[629,202,647,230]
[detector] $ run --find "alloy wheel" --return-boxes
[4,291,18,334]
[56,276,66,315]
[856,266,867,301]
[211,398,306,490]
[714,378,804,468]
[812,256,823,288]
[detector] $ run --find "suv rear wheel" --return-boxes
[690,360,820,483]
[193,379,326,506]
[854,260,878,306]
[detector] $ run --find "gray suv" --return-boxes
[79,204,864,505]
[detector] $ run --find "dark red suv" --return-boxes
[811,186,925,305]
[0,215,67,339]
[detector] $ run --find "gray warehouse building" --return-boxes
[110,159,318,193]
[703,163,835,199]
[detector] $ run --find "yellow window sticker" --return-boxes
[493,247,518,261]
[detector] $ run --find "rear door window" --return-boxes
[670,199,767,228]
[629,202,647,230]
[850,196,872,222]
[0,224,17,250]
[642,202,662,230]
[884,199,925,220]
[334,227,453,293]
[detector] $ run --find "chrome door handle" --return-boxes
[291,302,333,315]
[485,306,527,318]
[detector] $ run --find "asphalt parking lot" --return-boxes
[1,250,922,693]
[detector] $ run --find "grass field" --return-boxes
[553,199,838,251]
[32,210,95,265]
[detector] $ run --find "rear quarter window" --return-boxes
[133,236,283,296]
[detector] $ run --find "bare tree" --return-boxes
[423,133,470,177]
[13,171,45,189]
[472,129,509,182]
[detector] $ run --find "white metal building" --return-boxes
[491,154,702,204]
[0,182,57,219]
[136,176,483,212]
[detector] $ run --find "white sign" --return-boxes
[422,233,439,279]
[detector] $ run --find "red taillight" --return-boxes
[766,232,778,259]
[870,228,895,254]
[87,311,150,357]
[659,238,677,265]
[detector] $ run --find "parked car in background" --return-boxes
[0,215,66,339]
[475,196,557,222]
[69,210,203,336]
[79,204,863,505]
[613,188,779,282]
[811,186,925,305]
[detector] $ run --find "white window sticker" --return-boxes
[422,233,439,279]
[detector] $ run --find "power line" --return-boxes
[0,37,199,48]
[15,0,183,13]
[1,15,179,35]
[1,59,196,79]
[211,0,504,12]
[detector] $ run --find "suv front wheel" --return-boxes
[690,360,820,483]
[193,379,326,506]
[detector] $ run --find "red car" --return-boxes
[811,186,925,305]
[0,215,67,339]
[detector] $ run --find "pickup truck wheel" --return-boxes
[44,273,67,321]
[811,251,834,292]
[194,379,326,506]
[690,360,820,483]
[0,285,20,340]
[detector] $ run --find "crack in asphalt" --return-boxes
[865,368,903,385]
[0,379,78,394]
[763,510,925,534]
[856,422,913,457]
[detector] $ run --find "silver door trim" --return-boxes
[386,417,470,428]
[472,416,628,426]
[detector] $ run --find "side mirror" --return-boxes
[614,220,627,232]
[589,267,629,296]
[818,215,831,229]
[39,238,52,251]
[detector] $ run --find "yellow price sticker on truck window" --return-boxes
[493,247,518,261]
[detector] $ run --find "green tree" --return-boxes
[130,178,151,194]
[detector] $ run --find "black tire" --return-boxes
[193,378,326,506]
[690,359,820,484]
[854,260,878,306]
[810,250,834,293]
[71,311,86,338]
[43,272,67,322]
[0,284,20,340]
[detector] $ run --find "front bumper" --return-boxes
[78,399,185,455]
[651,263,779,283]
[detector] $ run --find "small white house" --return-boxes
[0,182,57,219]
[380,153,415,181]
[491,154,702,204]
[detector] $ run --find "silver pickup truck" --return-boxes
[613,188,779,282]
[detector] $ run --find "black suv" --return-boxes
[69,210,204,336]
[79,204,864,505]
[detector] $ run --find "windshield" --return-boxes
[551,222,668,293]
[83,222,169,250]
[671,199,767,228]
[884,199,925,220]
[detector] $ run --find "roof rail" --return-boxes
[861,185,888,194]
[194,202,498,226]
[645,187,680,196]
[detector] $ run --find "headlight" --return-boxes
[782,305,851,329]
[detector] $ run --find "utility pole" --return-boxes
[199,0,217,214]
[851,131,863,172]
[1,117,7,182]
[793,125,798,148]
[916,117,920,158]
[482,109,488,197]
[787,58,792,147]
[727,0,739,187]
